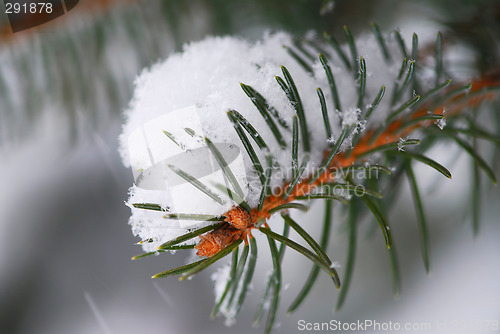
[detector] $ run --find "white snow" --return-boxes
[210,264,238,326]
[435,107,447,130]
[340,107,360,128]
[119,30,417,249]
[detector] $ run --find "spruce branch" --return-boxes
[127,24,500,333]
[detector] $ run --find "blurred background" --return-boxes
[0,0,499,333]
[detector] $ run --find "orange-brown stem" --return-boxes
[195,78,499,258]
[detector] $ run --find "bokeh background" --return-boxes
[0,1,499,333]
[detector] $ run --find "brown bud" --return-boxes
[195,225,243,257]
[225,206,252,230]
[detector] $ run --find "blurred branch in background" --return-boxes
[0,0,334,147]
